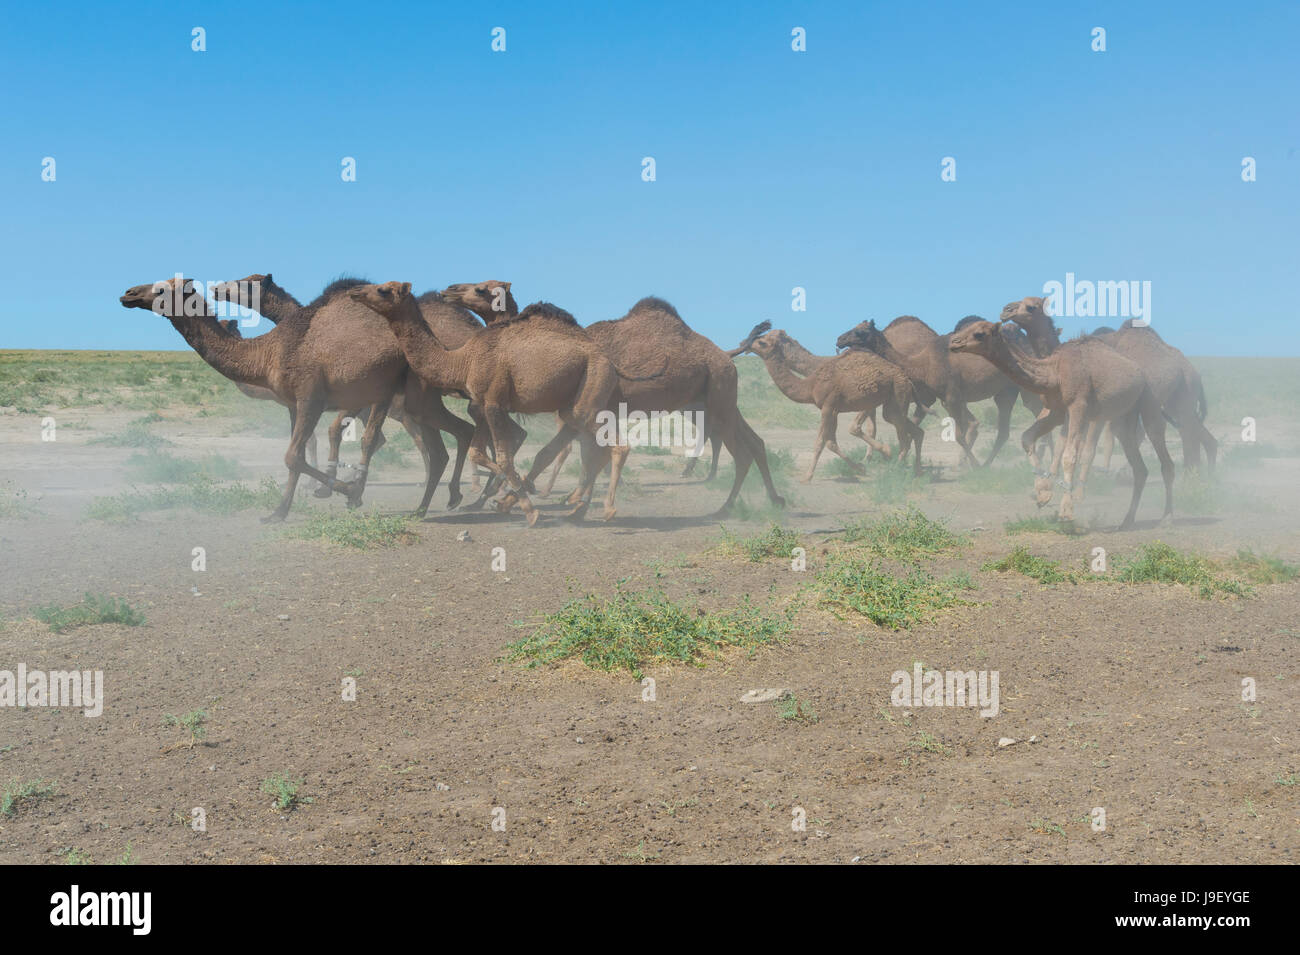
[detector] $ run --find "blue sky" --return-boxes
[2,1,1296,355]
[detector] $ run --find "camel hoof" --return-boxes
[798,477,813,485]
[771,495,788,509]
[525,509,541,528]
[412,506,429,518]
[313,485,334,499]
[260,511,287,524]
[563,502,590,522]
[601,507,617,522]
[445,491,462,511]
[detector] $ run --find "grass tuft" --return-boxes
[983,546,1078,585]
[33,593,145,632]
[815,550,968,629]
[285,510,417,548]
[506,584,793,679]
[717,522,802,562]
[1112,541,1251,599]
[839,506,967,563]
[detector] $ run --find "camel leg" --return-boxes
[1071,418,1105,511]
[345,397,391,508]
[823,408,870,477]
[1022,406,1065,507]
[601,443,629,521]
[947,401,980,468]
[505,425,580,512]
[885,398,925,476]
[1138,393,1175,523]
[542,442,573,496]
[315,410,352,498]
[802,406,838,483]
[1114,409,1149,530]
[980,387,1018,467]
[264,397,337,522]
[848,410,875,460]
[1056,405,1087,522]
[470,405,540,526]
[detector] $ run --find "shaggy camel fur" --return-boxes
[836,317,1021,467]
[747,330,924,480]
[948,320,1174,529]
[443,286,787,515]
[121,277,415,521]
[353,282,636,526]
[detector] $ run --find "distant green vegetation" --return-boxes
[0,482,39,520]
[33,593,145,632]
[285,510,417,548]
[87,475,281,521]
[507,585,793,679]
[89,413,173,450]
[125,449,241,483]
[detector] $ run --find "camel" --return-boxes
[947,320,1174,529]
[441,284,786,515]
[121,277,419,522]
[836,317,1022,467]
[352,282,639,525]
[213,274,529,513]
[1000,300,1215,472]
[1089,322,1215,472]
[746,329,924,480]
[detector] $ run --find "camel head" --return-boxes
[747,329,790,360]
[834,319,884,353]
[347,281,414,317]
[440,280,515,322]
[211,273,288,310]
[947,319,1004,356]
[998,296,1052,333]
[120,277,205,317]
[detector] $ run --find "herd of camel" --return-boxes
[117,275,1216,531]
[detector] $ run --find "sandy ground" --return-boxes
[0,382,1297,864]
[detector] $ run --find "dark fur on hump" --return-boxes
[488,301,581,330]
[308,276,370,309]
[623,296,687,328]
[952,315,985,331]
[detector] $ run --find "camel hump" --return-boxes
[515,301,580,327]
[310,276,371,307]
[628,296,684,321]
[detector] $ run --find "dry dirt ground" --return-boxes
[0,352,1296,864]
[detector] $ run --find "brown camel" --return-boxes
[947,320,1174,529]
[836,317,1021,467]
[1089,322,1216,472]
[213,276,435,503]
[351,282,634,526]
[441,285,786,515]
[213,274,527,513]
[746,329,924,480]
[121,277,417,521]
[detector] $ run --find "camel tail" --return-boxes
[725,320,771,357]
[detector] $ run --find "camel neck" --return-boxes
[980,336,1058,395]
[780,336,824,375]
[168,307,275,389]
[257,286,301,325]
[759,351,815,404]
[384,299,470,393]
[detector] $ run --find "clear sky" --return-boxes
[2,1,1296,355]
